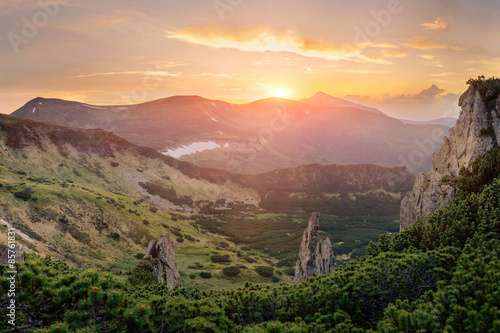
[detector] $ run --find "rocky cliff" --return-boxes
[400,83,500,230]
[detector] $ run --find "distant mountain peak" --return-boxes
[300,93,386,116]
[311,91,333,97]
[310,91,340,99]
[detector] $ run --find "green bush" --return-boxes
[199,272,212,279]
[110,232,120,240]
[210,254,231,263]
[14,189,32,201]
[466,75,500,100]
[255,266,274,278]
[222,266,241,276]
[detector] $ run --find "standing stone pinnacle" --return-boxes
[294,213,335,283]
[144,232,180,290]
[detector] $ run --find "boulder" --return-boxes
[0,244,24,265]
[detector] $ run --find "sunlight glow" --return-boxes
[273,88,290,98]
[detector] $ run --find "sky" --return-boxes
[1,0,499,120]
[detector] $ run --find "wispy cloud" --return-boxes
[346,84,450,104]
[420,17,448,30]
[417,55,435,60]
[428,73,453,77]
[382,49,407,58]
[403,35,466,50]
[199,73,234,78]
[71,71,181,78]
[165,25,391,64]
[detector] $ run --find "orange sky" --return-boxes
[1,0,499,120]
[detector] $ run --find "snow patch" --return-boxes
[32,107,36,114]
[163,141,223,158]
[0,217,35,243]
[204,111,219,123]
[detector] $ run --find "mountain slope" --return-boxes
[11,94,448,173]
[300,91,387,116]
[0,114,262,277]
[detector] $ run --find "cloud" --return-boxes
[417,55,435,60]
[428,73,453,77]
[420,17,449,30]
[382,49,407,58]
[0,0,30,16]
[71,71,181,78]
[414,84,445,99]
[403,35,467,51]
[198,73,234,78]
[344,85,460,120]
[346,84,448,104]
[165,25,391,64]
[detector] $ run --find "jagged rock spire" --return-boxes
[400,85,500,230]
[294,213,335,283]
[315,237,335,276]
[144,232,180,290]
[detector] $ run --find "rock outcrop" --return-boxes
[144,233,180,290]
[315,238,335,276]
[400,85,500,230]
[0,244,24,265]
[294,213,335,282]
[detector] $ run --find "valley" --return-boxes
[0,113,412,291]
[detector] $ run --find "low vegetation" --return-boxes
[2,146,500,332]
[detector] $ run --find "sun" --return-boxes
[273,88,290,98]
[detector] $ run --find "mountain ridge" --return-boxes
[11,94,448,174]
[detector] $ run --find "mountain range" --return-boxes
[11,92,451,174]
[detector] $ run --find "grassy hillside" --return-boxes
[2,143,499,332]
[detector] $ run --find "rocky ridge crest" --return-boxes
[400,84,500,230]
